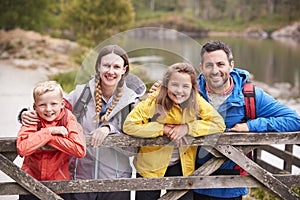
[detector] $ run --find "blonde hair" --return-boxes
[156,63,199,116]
[94,45,129,124]
[33,81,63,101]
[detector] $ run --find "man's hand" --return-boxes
[227,123,249,132]
[148,80,162,95]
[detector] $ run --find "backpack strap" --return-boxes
[242,81,257,163]
[73,83,92,122]
[243,82,256,120]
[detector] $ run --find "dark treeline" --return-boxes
[0,0,299,46]
[134,0,300,21]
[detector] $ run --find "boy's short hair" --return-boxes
[33,81,63,101]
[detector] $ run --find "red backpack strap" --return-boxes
[55,98,72,128]
[243,82,256,120]
[63,98,73,112]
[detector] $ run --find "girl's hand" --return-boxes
[22,110,40,126]
[90,126,110,148]
[165,124,189,147]
[49,126,68,137]
[163,124,175,137]
[173,137,188,148]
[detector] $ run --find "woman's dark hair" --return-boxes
[95,44,129,76]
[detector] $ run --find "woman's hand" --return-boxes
[22,110,40,126]
[90,126,110,148]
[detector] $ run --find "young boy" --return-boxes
[17,80,86,200]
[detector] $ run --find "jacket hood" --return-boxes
[125,73,146,97]
[197,68,250,97]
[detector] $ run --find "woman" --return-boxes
[21,45,146,200]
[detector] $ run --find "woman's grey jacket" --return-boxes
[68,74,146,180]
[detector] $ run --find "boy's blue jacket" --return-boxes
[194,68,300,198]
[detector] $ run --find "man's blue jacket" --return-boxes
[194,68,300,198]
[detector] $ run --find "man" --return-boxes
[193,40,300,199]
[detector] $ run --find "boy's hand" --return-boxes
[49,126,68,137]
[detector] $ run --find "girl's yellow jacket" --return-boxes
[123,91,225,178]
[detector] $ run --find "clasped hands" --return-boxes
[163,124,189,147]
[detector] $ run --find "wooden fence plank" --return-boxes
[256,159,288,174]
[260,145,300,168]
[159,157,227,200]
[284,144,294,172]
[158,145,260,200]
[1,175,299,195]
[0,132,299,198]
[215,145,300,200]
[1,132,299,151]
[0,153,63,200]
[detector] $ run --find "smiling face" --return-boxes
[200,49,234,93]
[167,71,192,104]
[34,90,65,122]
[97,53,127,89]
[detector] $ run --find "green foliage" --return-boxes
[248,187,300,200]
[0,0,54,31]
[248,188,279,200]
[50,70,78,93]
[61,0,135,47]
[292,186,300,196]
[133,0,300,32]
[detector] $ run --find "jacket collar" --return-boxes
[40,108,66,127]
[198,68,250,100]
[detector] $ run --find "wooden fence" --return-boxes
[0,132,300,200]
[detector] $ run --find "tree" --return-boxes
[0,0,52,31]
[61,0,135,47]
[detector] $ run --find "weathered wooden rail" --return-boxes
[0,132,300,200]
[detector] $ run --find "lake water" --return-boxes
[92,28,300,95]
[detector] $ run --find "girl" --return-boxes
[123,63,226,200]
